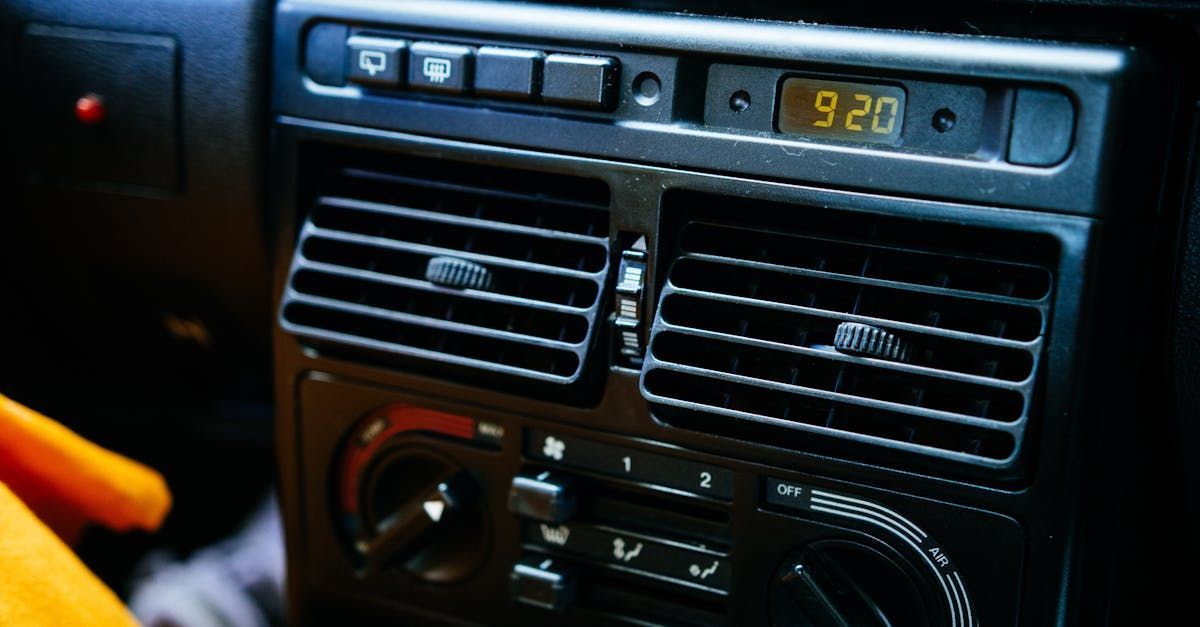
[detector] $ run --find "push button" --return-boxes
[475,46,544,100]
[524,521,731,592]
[542,54,619,110]
[1008,88,1075,166]
[508,470,577,523]
[408,41,473,94]
[304,23,349,86]
[346,35,406,87]
[527,430,734,500]
[764,478,814,513]
[511,556,576,611]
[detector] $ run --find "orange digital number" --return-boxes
[813,90,838,128]
[844,94,872,131]
[871,96,900,134]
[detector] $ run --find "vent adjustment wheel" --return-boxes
[425,256,496,291]
[833,322,912,363]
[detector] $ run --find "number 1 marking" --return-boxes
[622,456,631,473]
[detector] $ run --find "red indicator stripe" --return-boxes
[338,405,477,513]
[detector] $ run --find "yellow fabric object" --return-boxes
[0,393,173,626]
[0,483,138,626]
[0,394,171,538]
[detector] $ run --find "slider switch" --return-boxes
[508,470,577,524]
[511,556,576,611]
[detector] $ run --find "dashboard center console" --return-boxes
[269,1,1167,625]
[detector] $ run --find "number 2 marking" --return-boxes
[700,472,712,489]
[845,94,872,131]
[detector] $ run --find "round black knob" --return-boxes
[770,540,932,627]
[425,256,495,291]
[356,447,488,582]
[833,322,912,363]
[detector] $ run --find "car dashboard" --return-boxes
[2,0,1200,625]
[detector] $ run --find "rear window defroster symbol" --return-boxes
[422,57,453,83]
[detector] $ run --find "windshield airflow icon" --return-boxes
[422,57,453,83]
[358,50,388,76]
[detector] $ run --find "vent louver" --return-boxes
[280,147,611,387]
[641,193,1056,473]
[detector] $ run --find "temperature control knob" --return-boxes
[355,447,488,582]
[770,540,932,627]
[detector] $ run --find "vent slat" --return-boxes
[296,260,592,315]
[321,196,610,245]
[286,290,588,349]
[659,293,1035,382]
[668,286,1040,351]
[281,305,580,382]
[310,201,608,273]
[643,370,1016,464]
[340,167,611,213]
[280,146,611,388]
[641,194,1054,474]
[670,257,1044,341]
[646,361,1021,431]
[680,221,1052,301]
[656,319,1030,390]
[683,252,1048,307]
[304,225,605,281]
[300,236,600,308]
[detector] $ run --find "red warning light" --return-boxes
[74,94,106,125]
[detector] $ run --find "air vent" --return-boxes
[641,192,1056,474]
[280,146,611,388]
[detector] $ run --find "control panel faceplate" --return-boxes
[297,374,1024,626]
[275,0,1142,214]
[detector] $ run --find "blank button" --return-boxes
[476,46,543,100]
[541,54,619,110]
[1008,88,1075,166]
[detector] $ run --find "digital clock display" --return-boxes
[777,77,907,144]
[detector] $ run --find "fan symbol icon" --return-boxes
[542,436,566,461]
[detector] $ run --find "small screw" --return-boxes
[932,108,957,133]
[729,90,752,113]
